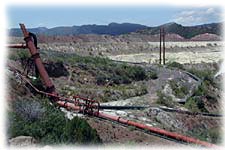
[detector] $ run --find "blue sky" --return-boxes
[7,6,223,28]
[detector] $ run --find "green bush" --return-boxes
[156,91,176,108]
[184,96,208,113]
[9,49,30,61]
[96,63,147,85]
[187,127,222,144]
[167,62,184,70]
[169,80,188,98]
[63,117,101,144]
[184,68,219,113]
[208,127,222,144]
[8,98,101,145]
[148,71,158,80]
[17,50,30,60]
[41,50,148,86]
[96,74,109,85]
[187,69,214,83]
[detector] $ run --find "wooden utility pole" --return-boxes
[159,28,162,64]
[162,28,165,65]
[159,28,166,65]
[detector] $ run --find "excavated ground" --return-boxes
[7,41,223,145]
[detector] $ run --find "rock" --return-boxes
[9,136,37,147]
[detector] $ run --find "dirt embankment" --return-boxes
[9,35,223,57]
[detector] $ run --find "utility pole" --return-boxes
[162,28,166,65]
[159,28,166,65]
[159,28,162,64]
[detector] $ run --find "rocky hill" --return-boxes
[9,23,148,36]
[9,22,222,42]
[136,22,222,39]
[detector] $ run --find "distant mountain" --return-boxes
[9,27,48,37]
[136,22,222,39]
[9,23,148,36]
[9,22,222,39]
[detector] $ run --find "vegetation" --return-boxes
[187,127,222,144]
[187,68,213,80]
[185,69,219,112]
[38,50,148,85]
[156,91,177,108]
[10,49,149,86]
[167,61,184,70]
[147,70,158,79]
[10,49,149,103]
[169,80,188,98]
[96,64,147,85]
[8,98,101,145]
[9,49,30,61]
[137,22,221,39]
[60,83,148,103]
[30,76,45,91]
[208,127,222,144]
[184,96,208,112]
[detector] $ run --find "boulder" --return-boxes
[9,136,37,147]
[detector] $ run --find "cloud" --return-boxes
[206,8,215,14]
[172,7,222,26]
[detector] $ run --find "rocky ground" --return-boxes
[7,35,224,146]
[9,36,223,57]
[85,116,185,146]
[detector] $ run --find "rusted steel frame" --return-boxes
[19,23,56,94]
[7,43,27,49]
[162,28,166,65]
[159,28,162,64]
[7,43,40,49]
[8,64,100,115]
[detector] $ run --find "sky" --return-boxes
[7,6,223,28]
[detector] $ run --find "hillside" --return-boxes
[9,23,148,36]
[7,48,223,145]
[136,22,222,39]
[9,22,222,40]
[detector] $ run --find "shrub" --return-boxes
[9,50,30,61]
[12,99,45,122]
[8,98,101,145]
[126,65,147,81]
[96,74,108,85]
[184,71,219,113]
[148,71,158,80]
[187,127,222,144]
[156,91,176,108]
[187,69,214,81]
[41,50,148,86]
[169,80,188,98]
[63,117,101,144]
[208,127,222,144]
[184,96,208,112]
[96,63,147,85]
[167,62,184,70]
[17,50,30,60]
